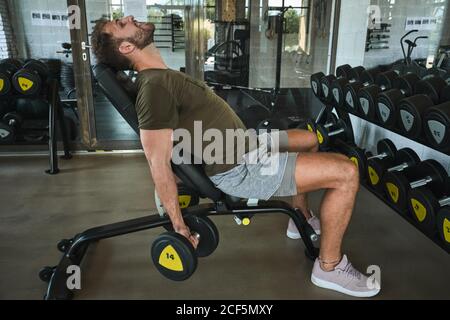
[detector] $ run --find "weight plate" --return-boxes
[383,171,410,210]
[310,72,325,98]
[408,187,439,234]
[395,73,420,97]
[184,215,219,258]
[151,232,197,281]
[415,76,447,105]
[394,148,420,168]
[436,207,450,249]
[336,64,352,79]
[347,147,366,179]
[377,139,397,159]
[367,158,393,190]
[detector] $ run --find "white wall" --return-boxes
[335,0,369,71]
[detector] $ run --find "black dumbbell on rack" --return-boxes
[422,85,450,152]
[12,59,49,96]
[310,64,365,102]
[315,119,354,150]
[397,77,450,139]
[343,66,383,114]
[305,112,338,134]
[151,215,219,281]
[0,59,23,96]
[367,145,420,193]
[375,73,421,128]
[407,183,450,236]
[357,70,399,121]
[383,159,448,211]
[331,66,366,109]
[0,112,23,143]
[436,206,450,250]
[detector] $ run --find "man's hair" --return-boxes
[91,19,132,71]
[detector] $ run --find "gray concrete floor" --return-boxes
[0,154,449,300]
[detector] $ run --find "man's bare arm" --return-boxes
[140,129,184,229]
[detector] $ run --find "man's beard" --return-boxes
[128,22,155,49]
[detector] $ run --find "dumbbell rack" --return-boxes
[1,79,72,174]
[317,96,450,254]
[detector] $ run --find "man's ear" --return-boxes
[118,41,135,55]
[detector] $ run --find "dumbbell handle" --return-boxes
[410,176,433,189]
[387,162,409,172]
[439,196,450,207]
[367,152,388,160]
[329,127,345,137]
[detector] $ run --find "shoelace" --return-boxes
[337,263,361,280]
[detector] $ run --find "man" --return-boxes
[91,16,380,297]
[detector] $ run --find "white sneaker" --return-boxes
[286,210,321,239]
[311,254,381,298]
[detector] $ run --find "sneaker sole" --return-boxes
[286,230,321,240]
[311,274,380,298]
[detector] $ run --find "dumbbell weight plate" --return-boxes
[440,85,450,104]
[331,78,348,109]
[344,82,363,113]
[376,70,398,91]
[436,207,450,249]
[320,75,336,102]
[0,122,14,142]
[377,138,397,158]
[397,94,434,138]
[347,66,365,82]
[394,73,421,97]
[347,147,366,179]
[408,187,440,235]
[151,232,197,281]
[358,85,379,120]
[336,64,352,79]
[376,89,404,128]
[384,160,447,211]
[311,72,325,98]
[423,101,450,152]
[184,215,219,258]
[415,76,447,105]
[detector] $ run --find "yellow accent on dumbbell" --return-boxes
[386,183,399,203]
[0,79,4,91]
[178,195,192,209]
[443,218,450,243]
[307,124,314,133]
[368,166,379,186]
[316,130,324,144]
[411,198,427,222]
[18,77,34,91]
[159,245,184,271]
[350,157,358,168]
[242,218,251,226]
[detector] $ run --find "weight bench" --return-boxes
[40,64,319,300]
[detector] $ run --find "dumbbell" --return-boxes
[0,59,23,96]
[305,112,338,134]
[423,100,450,152]
[331,138,367,180]
[415,75,448,105]
[367,146,420,193]
[12,59,49,96]
[343,66,383,114]
[320,65,364,104]
[383,159,448,211]
[151,215,219,281]
[365,139,398,188]
[315,119,354,149]
[331,66,365,109]
[0,112,23,143]
[310,72,326,99]
[357,70,399,121]
[436,206,450,250]
[407,184,450,235]
[376,73,421,128]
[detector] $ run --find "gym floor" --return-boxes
[0,154,449,300]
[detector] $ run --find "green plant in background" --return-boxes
[285,9,299,34]
[112,8,124,19]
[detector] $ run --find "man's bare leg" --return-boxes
[285,129,319,219]
[294,152,359,270]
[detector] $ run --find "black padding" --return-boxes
[92,64,140,134]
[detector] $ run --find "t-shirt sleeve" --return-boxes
[135,82,179,130]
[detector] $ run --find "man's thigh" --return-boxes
[282,129,318,152]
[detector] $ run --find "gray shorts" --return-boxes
[208,131,298,200]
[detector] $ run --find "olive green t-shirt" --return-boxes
[135,68,253,177]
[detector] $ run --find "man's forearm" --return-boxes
[150,162,184,229]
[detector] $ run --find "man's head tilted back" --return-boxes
[91,16,155,70]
